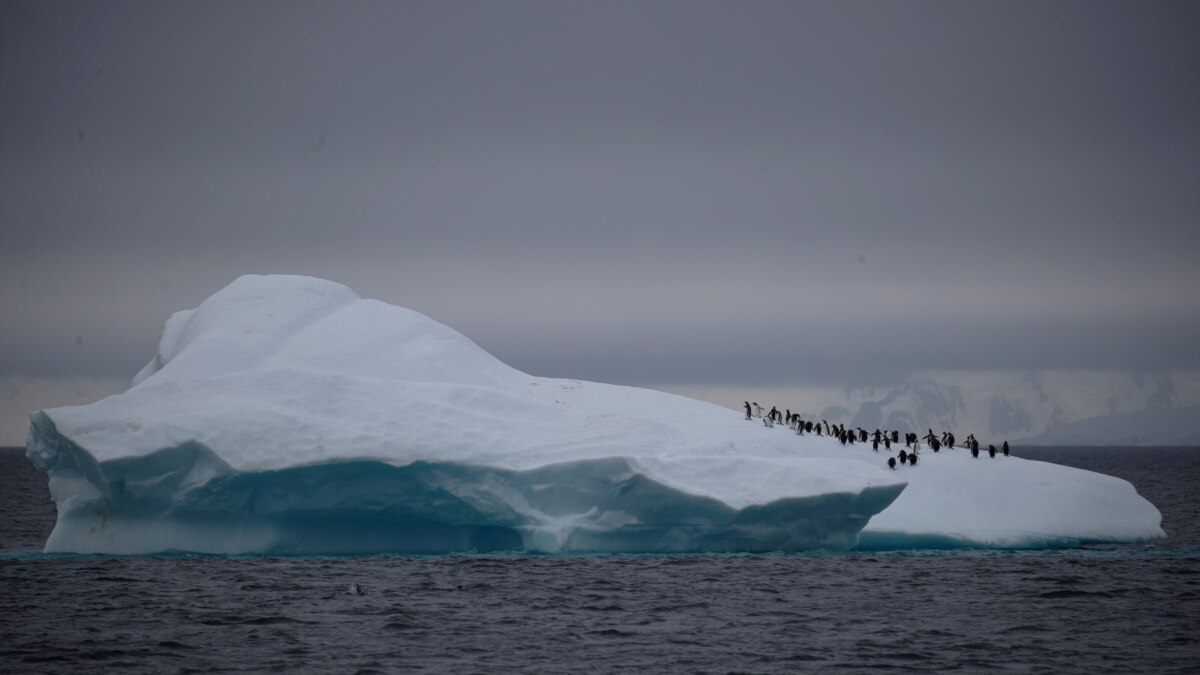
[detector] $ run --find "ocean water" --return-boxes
[2,446,1198,673]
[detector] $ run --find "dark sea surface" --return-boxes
[2,446,1198,673]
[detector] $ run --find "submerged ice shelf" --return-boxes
[26,275,1164,554]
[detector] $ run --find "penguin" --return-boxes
[892,430,900,443]
[898,450,908,464]
[1002,441,1009,456]
[971,443,979,459]
[947,433,955,449]
[930,438,941,452]
[909,453,919,466]
[350,583,367,596]
[753,402,763,418]
[872,439,879,452]
[744,401,752,420]
[859,429,868,443]
[887,457,897,470]
[884,436,891,450]
[988,444,997,458]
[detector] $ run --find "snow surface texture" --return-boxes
[27,275,1163,554]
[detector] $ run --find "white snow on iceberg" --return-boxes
[26,275,1163,554]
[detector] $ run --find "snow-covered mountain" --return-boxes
[1017,406,1200,446]
[795,370,1200,445]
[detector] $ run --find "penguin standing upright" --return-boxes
[744,401,752,420]
[988,444,997,458]
[1002,441,1010,456]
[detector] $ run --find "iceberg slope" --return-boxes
[28,275,910,554]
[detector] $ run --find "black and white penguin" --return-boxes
[988,444,997,458]
[350,583,367,596]
[744,401,752,420]
[887,457,897,470]
[909,453,919,466]
[1002,441,1010,456]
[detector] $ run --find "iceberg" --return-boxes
[25,275,1163,554]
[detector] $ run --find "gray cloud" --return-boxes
[2,0,1197,389]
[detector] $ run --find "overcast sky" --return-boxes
[2,0,1198,415]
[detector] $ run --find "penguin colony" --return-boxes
[743,401,1010,470]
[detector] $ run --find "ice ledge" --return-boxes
[28,418,905,554]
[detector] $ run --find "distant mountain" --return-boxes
[1015,406,1200,446]
[794,370,1200,444]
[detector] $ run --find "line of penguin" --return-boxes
[743,401,1010,470]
